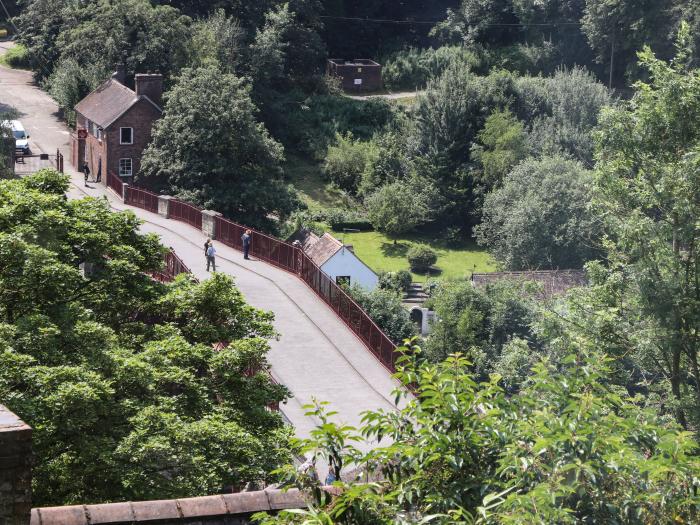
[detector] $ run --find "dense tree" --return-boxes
[255,343,700,524]
[583,27,700,428]
[471,109,527,188]
[139,66,297,230]
[582,0,674,86]
[476,156,601,270]
[323,133,377,194]
[0,170,291,505]
[424,280,539,372]
[365,181,431,240]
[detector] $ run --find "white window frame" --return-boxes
[119,127,133,145]
[118,158,133,177]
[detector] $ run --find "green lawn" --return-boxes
[332,230,497,282]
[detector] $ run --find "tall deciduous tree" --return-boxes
[139,66,297,230]
[0,170,292,505]
[591,26,700,428]
[476,156,601,270]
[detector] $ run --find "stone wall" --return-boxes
[31,490,306,525]
[0,404,32,525]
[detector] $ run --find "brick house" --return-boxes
[70,72,163,183]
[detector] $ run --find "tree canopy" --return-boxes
[0,170,292,505]
[139,66,297,230]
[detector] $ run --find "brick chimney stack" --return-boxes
[135,73,163,108]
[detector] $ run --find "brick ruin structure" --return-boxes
[0,405,32,525]
[326,59,382,92]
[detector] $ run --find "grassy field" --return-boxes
[284,155,357,212]
[332,230,496,282]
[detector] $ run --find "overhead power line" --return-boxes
[319,15,582,28]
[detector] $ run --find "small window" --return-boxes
[96,128,102,141]
[336,276,351,287]
[119,158,133,177]
[120,127,133,144]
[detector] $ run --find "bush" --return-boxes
[383,46,483,91]
[2,44,30,69]
[346,284,416,343]
[323,133,377,194]
[407,245,437,272]
[325,209,373,231]
[378,270,413,293]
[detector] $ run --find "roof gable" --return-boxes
[74,78,162,129]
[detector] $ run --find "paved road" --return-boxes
[0,50,400,452]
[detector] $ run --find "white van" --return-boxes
[2,120,30,154]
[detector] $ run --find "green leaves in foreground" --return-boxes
[255,342,700,524]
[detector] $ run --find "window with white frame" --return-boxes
[120,127,133,144]
[119,158,133,177]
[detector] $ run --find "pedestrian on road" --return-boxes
[206,243,216,272]
[242,229,251,260]
[83,163,90,186]
[204,238,211,258]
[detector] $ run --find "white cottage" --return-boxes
[291,230,379,290]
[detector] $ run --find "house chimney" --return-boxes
[111,66,126,85]
[135,73,163,108]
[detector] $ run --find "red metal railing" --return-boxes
[169,199,203,230]
[116,190,399,372]
[297,252,398,371]
[107,170,123,197]
[152,248,192,282]
[124,185,159,213]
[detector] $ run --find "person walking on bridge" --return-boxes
[206,243,216,272]
[242,230,251,260]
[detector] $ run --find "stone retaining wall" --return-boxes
[31,490,306,525]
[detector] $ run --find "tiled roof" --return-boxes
[471,269,587,298]
[74,78,160,128]
[288,229,343,267]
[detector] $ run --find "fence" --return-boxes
[153,248,192,282]
[124,185,159,213]
[106,170,123,196]
[170,199,203,230]
[114,188,399,372]
[297,253,398,371]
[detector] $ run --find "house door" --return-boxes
[96,157,102,183]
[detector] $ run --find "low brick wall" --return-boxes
[31,490,307,525]
[0,404,32,525]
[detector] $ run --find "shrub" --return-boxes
[2,44,30,69]
[325,209,373,231]
[378,270,412,293]
[407,245,437,272]
[383,46,483,91]
[323,133,377,194]
[346,284,415,343]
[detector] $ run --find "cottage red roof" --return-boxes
[288,230,343,266]
[74,78,161,129]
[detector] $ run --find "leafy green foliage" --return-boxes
[406,244,437,272]
[366,182,431,240]
[377,270,412,294]
[424,280,540,377]
[382,46,483,91]
[476,156,601,270]
[345,285,415,344]
[256,343,700,524]
[471,109,527,189]
[0,170,292,505]
[139,66,297,231]
[323,133,378,194]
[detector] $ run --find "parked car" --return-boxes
[2,120,30,154]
